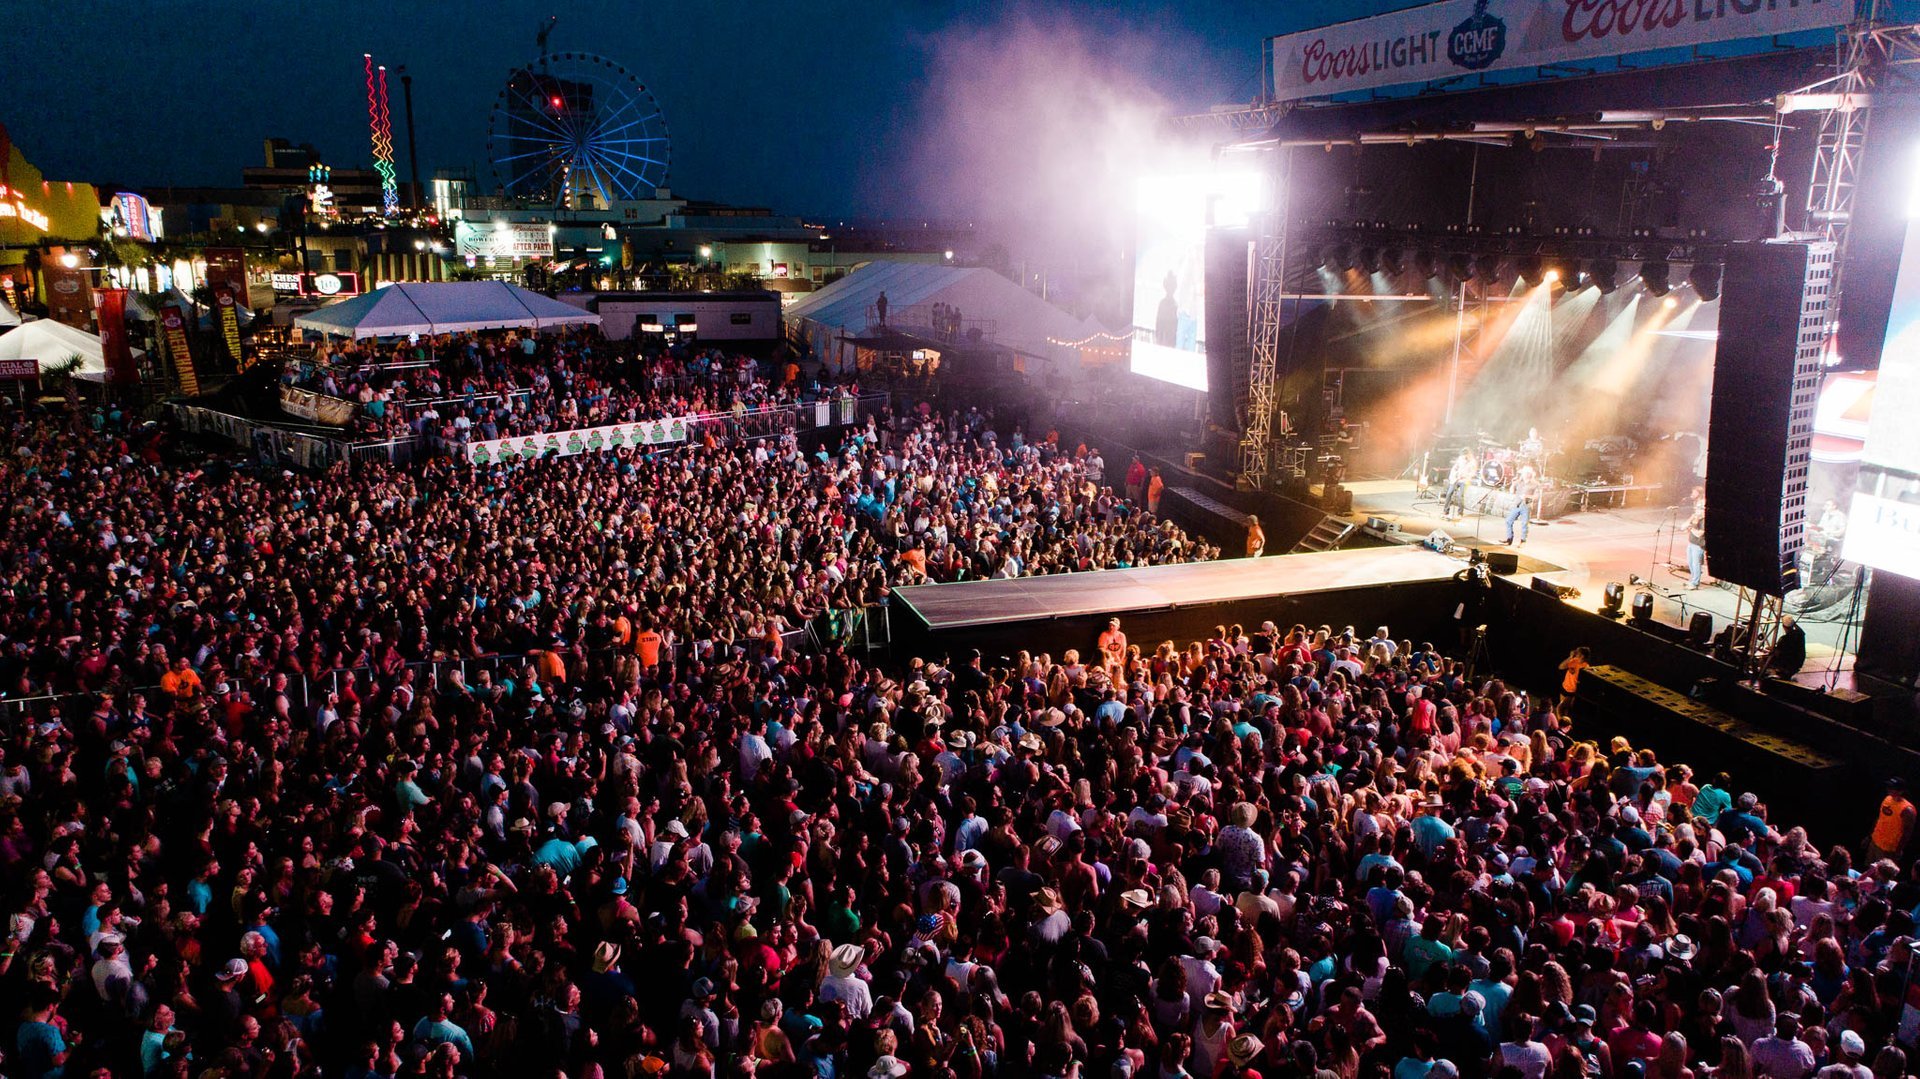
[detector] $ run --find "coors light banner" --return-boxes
[1270,0,1846,103]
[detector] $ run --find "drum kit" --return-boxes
[1469,431,1548,490]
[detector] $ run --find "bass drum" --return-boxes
[1481,457,1512,488]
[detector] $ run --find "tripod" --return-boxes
[1465,623,1493,683]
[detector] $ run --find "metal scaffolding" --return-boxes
[1241,147,1293,488]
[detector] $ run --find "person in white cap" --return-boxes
[1817,1030,1873,1079]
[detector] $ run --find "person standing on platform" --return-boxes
[1867,778,1915,864]
[1504,466,1537,546]
[1686,502,1708,590]
[1148,468,1165,516]
[1246,515,1265,559]
[1444,450,1474,521]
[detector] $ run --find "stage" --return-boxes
[1336,478,1867,693]
[890,546,1468,659]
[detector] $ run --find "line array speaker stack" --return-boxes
[1702,240,1834,597]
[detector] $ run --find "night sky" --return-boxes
[0,0,1404,220]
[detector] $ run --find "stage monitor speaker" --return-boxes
[1704,240,1834,597]
[1631,591,1656,623]
[1531,575,1579,599]
[1484,551,1520,575]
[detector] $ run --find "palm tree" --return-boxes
[38,353,87,421]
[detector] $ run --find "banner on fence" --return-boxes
[464,416,690,465]
[279,385,358,425]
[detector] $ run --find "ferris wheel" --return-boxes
[486,50,671,208]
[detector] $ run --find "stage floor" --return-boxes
[1341,479,1865,692]
[895,546,1467,631]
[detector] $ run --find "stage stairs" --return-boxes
[1291,516,1358,554]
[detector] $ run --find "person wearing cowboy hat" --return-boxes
[820,942,872,1018]
[1031,886,1071,946]
[1193,989,1239,1077]
[1223,1033,1266,1077]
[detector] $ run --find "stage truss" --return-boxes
[1240,149,1292,488]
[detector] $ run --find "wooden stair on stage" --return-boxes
[1291,516,1358,554]
[1582,664,1842,776]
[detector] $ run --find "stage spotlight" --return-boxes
[1474,253,1502,286]
[1588,258,1618,294]
[1602,582,1625,618]
[1663,296,1678,309]
[1689,262,1721,301]
[1517,255,1544,287]
[1544,269,1560,282]
[1355,247,1380,275]
[1449,252,1475,283]
[1631,591,1655,624]
[1413,250,1439,280]
[1687,611,1714,648]
[1381,247,1407,277]
[1319,244,1347,272]
[1640,259,1670,296]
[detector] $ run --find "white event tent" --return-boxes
[0,319,146,382]
[294,281,601,340]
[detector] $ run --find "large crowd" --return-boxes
[3,345,1914,1079]
[282,331,808,445]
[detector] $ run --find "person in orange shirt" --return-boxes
[632,618,664,672]
[160,657,203,702]
[1147,468,1165,516]
[1557,646,1590,716]
[536,648,567,685]
[1869,777,1915,863]
[900,545,927,577]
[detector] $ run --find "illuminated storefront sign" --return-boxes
[0,184,49,231]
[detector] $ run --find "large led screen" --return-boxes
[1843,165,1920,580]
[1129,171,1260,392]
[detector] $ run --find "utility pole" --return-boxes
[400,67,422,214]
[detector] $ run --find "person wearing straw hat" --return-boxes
[1223,1033,1266,1078]
[820,942,872,1018]
[1193,989,1239,1077]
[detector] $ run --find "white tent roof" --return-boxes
[294,281,601,339]
[0,319,146,381]
[786,261,1106,360]
[0,300,19,328]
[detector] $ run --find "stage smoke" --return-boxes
[903,10,1209,317]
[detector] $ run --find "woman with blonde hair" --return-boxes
[1650,1032,1696,1079]
[1713,1035,1755,1079]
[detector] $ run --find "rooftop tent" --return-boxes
[786,261,1109,369]
[0,319,146,382]
[293,281,602,340]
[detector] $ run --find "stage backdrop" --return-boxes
[1270,0,1847,102]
